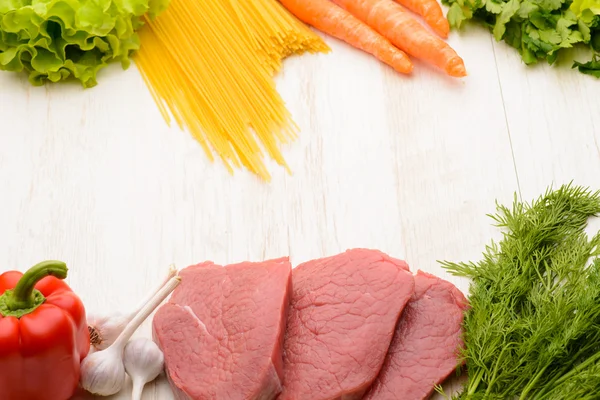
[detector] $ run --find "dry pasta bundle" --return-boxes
[135,0,329,181]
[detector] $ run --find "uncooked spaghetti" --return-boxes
[135,0,329,180]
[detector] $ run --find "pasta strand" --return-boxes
[135,0,330,181]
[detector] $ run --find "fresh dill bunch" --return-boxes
[442,183,600,400]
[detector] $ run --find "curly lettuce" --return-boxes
[0,0,169,87]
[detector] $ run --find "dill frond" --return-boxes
[442,183,600,399]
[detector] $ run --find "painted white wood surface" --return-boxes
[0,23,599,399]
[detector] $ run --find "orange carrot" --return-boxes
[394,0,450,38]
[279,0,413,74]
[331,0,466,77]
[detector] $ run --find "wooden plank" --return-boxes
[381,29,519,295]
[0,28,515,400]
[379,29,519,400]
[492,42,600,201]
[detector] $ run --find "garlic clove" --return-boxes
[124,338,165,400]
[80,276,181,397]
[79,347,127,396]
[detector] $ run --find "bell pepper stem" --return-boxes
[6,261,68,311]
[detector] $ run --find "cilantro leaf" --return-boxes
[485,0,504,14]
[531,0,565,12]
[447,3,474,28]
[503,20,524,48]
[446,0,600,76]
[578,19,592,41]
[573,57,600,76]
[518,1,539,18]
[493,0,522,40]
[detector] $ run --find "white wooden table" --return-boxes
[1,24,599,399]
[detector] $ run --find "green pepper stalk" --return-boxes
[0,260,68,318]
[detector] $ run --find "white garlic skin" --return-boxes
[87,313,131,350]
[124,338,165,384]
[80,347,127,396]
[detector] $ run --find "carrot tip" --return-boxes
[387,54,413,74]
[433,24,450,39]
[399,62,414,74]
[446,57,467,78]
[450,66,467,77]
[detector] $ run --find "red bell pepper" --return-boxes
[0,260,90,400]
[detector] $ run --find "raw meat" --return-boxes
[364,270,468,400]
[279,248,415,400]
[153,257,292,400]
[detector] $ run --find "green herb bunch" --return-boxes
[443,0,600,76]
[443,184,600,399]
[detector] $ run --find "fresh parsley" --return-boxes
[443,0,600,76]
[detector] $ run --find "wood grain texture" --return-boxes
[0,23,598,399]
[492,42,600,200]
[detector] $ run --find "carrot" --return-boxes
[331,0,466,77]
[279,0,413,74]
[394,0,450,38]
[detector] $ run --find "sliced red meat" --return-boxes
[279,249,415,400]
[153,257,292,400]
[364,270,468,400]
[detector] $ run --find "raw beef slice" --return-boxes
[279,249,415,400]
[364,270,469,400]
[153,257,293,400]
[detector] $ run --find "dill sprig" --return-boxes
[442,183,600,399]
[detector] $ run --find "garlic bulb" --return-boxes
[124,338,165,400]
[80,276,181,396]
[79,345,126,396]
[87,313,131,351]
[87,265,177,350]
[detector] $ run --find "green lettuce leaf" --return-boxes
[0,0,170,87]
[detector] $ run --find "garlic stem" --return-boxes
[113,276,181,350]
[128,264,178,320]
[80,276,180,396]
[132,381,145,400]
[88,265,178,350]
